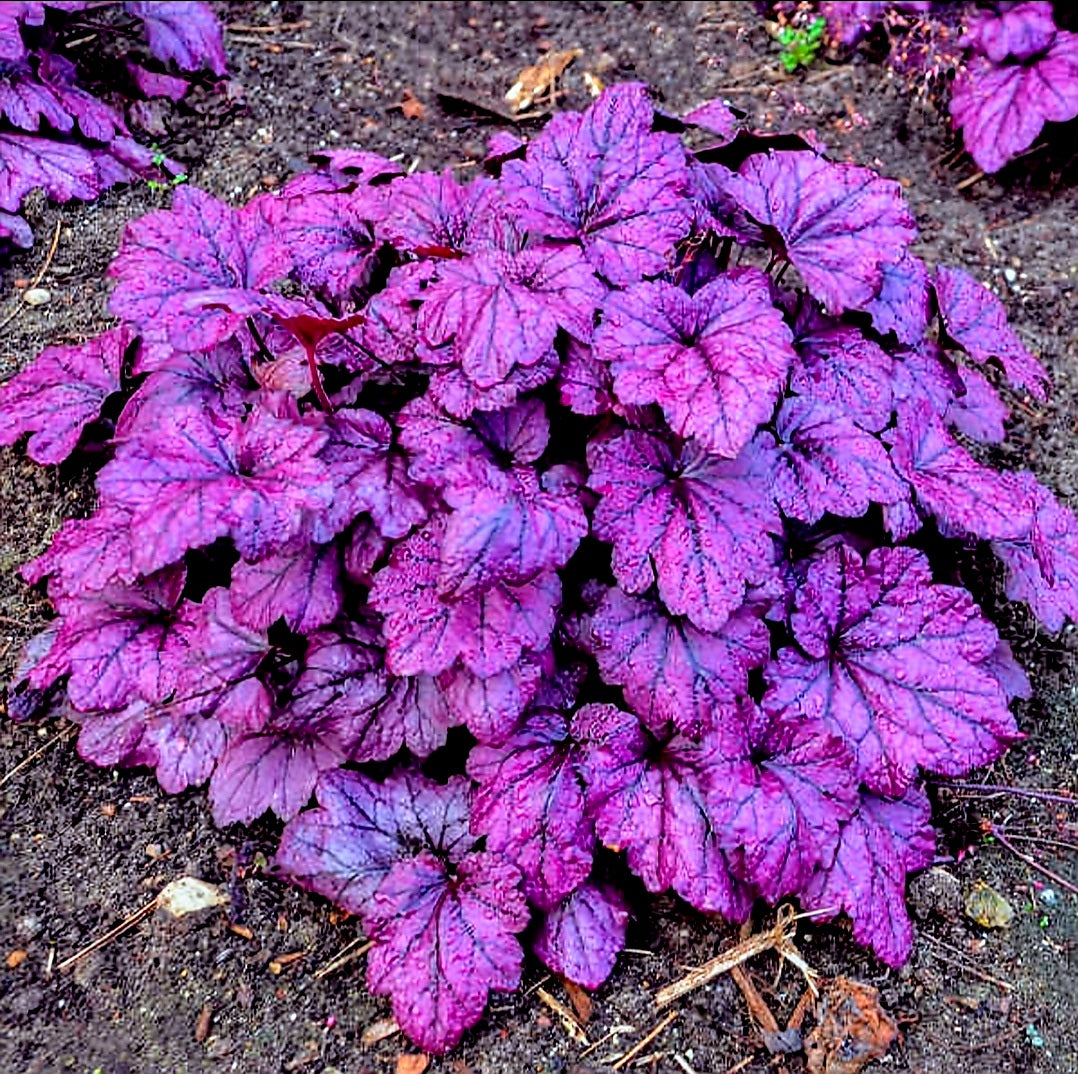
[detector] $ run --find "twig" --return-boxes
[672,1054,699,1074]
[954,170,985,192]
[56,897,158,972]
[0,724,75,789]
[730,965,782,1037]
[228,35,318,49]
[934,781,1075,806]
[989,823,1078,896]
[655,905,823,1009]
[919,935,1014,992]
[611,1011,678,1071]
[0,219,62,334]
[226,20,312,33]
[579,1024,634,1059]
[312,936,372,979]
[536,987,588,1045]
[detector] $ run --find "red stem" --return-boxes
[305,344,333,411]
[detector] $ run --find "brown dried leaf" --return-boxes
[362,1017,402,1046]
[194,1002,213,1043]
[395,1055,429,1074]
[5,949,28,969]
[805,977,898,1074]
[505,48,581,113]
[563,978,593,1025]
[400,89,426,120]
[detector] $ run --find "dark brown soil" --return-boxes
[1,4,1076,1073]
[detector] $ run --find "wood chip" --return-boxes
[194,1002,213,1043]
[399,89,426,120]
[5,949,28,969]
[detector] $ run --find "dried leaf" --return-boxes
[156,876,229,918]
[505,49,581,113]
[362,1017,402,1046]
[395,1055,429,1074]
[563,978,593,1025]
[805,977,897,1074]
[400,90,426,121]
[5,949,28,969]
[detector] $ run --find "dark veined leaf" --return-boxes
[533,883,630,990]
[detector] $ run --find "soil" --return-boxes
[1,3,1076,1073]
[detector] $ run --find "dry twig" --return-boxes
[313,935,373,979]
[0,219,62,334]
[611,1011,678,1071]
[0,724,75,789]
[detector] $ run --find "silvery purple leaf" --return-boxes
[588,428,780,632]
[533,884,630,990]
[230,543,343,634]
[501,83,693,285]
[764,545,1020,796]
[366,850,528,1054]
[574,703,752,918]
[935,265,1049,398]
[962,1,1056,62]
[468,709,593,908]
[587,587,769,736]
[348,673,457,763]
[730,151,916,314]
[125,1,227,74]
[0,325,132,463]
[440,650,545,744]
[804,787,936,967]
[865,252,930,346]
[707,705,859,901]
[595,270,795,458]
[379,170,501,254]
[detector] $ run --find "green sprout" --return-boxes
[777,15,827,73]
[147,144,188,194]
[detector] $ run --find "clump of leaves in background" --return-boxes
[776,13,827,71]
[0,1,226,250]
[2,83,1074,1053]
[801,1,1078,174]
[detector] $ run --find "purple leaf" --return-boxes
[764,545,1020,796]
[804,787,936,967]
[587,587,769,736]
[595,270,795,458]
[210,625,386,824]
[574,703,752,917]
[684,98,739,141]
[559,339,616,415]
[0,129,105,213]
[419,243,602,389]
[729,151,917,314]
[950,34,1078,175]
[108,186,289,350]
[230,542,343,634]
[380,170,500,254]
[125,1,227,75]
[0,325,132,463]
[275,769,474,915]
[707,705,859,901]
[369,517,560,678]
[947,365,1009,444]
[865,252,930,345]
[934,265,1049,399]
[993,474,1078,631]
[366,850,528,1054]
[0,209,32,247]
[440,465,587,596]
[143,708,228,794]
[766,397,907,524]
[468,710,593,908]
[963,2,1056,63]
[588,428,780,632]
[314,408,427,542]
[501,83,693,285]
[42,568,185,712]
[440,651,545,744]
[99,407,333,573]
[888,399,1032,541]
[428,351,559,419]
[792,315,898,432]
[274,187,386,297]
[349,674,457,763]
[533,884,630,990]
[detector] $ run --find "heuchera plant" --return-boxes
[0,1,226,249]
[811,2,1078,174]
[3,83,1075,1053]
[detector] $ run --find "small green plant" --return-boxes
[146,146,188,193]
[777,15,827,73]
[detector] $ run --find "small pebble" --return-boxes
[23,287,51,306]
[1039,887,1059,907]
[1003,267,1017,284]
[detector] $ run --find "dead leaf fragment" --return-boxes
[6,949,28,969]
[362,1016,401,1046]
[400,89,426,120]
[805,977,897,1074]
[395,1054,429,1074]
[582,71,604,98]
[156,876,229,919]
[965,881,1015,929]
[505,48,581,112]
[194,1002,213,1043]
[563,978,593,1025]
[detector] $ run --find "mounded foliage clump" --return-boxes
[3,83,1074,1053]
